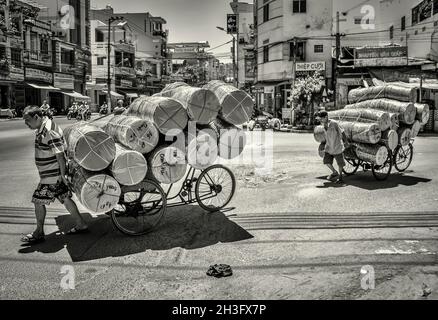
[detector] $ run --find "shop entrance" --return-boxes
[0,85,9,108]
[49,92,65,114]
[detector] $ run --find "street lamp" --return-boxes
[106,13,124,114]
[216,26,238,87]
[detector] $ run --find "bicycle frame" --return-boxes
[164,166,220,208]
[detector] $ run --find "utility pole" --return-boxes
[236,13,240,89]
[106,15,123,114]
[291,37,297,125]
[334,11,346,110]
[232,36,237,87]
[107,17,112,114]
[406,32,409,66]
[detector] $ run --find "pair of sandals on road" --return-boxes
[20,226,90,245]
[327,172,344,184]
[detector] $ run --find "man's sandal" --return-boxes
[21,233,45,244]
[65,227,90,235]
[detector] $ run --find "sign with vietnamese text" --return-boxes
[227,14,237,34]
[54,73,74,90]
[354,46,408,67]
[296,61,326,72]
[25,68,53,83]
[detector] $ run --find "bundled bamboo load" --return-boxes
[380,130,399,151]
[203,80,254,126]
[414,103,430,125]
[147,146,187,184]
[336,120,382,144]
[318,143,326,158]
[155,82,221,125]
[410,120,421,138]
[111,144,148,186]
[70,164,121,214]
[388,113,400,130]
[64,122,116,172]
[187,127,218,170]
[93,115,159,154]
[352,143,389,166]
[328,108,391,131]
[210,118,247,160]
[397,127,413,146]
[125,96,188,135]
[348,85,417,104]
[313,125,326,143]
[344,99,416,125]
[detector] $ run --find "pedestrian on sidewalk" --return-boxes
[21,106,89,245]
[315,111,349,183]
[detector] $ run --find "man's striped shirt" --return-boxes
[35,117,65,184]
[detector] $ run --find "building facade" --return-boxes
[231,0,256,90]
[254,0,333,117]
[0,0,91,114]
[91,7,168,98]
[88,18,137,108]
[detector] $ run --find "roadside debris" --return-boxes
[207,264,233,278]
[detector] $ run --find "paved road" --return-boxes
[0,118,437,299]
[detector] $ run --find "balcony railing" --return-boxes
[23,50,52,67]
[153,30,167,38]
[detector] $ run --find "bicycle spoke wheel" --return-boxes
[195,165,236,212]
[394,144,413,172]
[343,158,360,176]
[111,180,167,236]
[372,150,393,181]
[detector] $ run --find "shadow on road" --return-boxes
[18,205,253,262]
[316,172,431,191]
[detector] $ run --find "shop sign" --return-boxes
[54,73,74,90]
[244,52,256,79]
[264,86,274,94]
[354,46,408,67]
[227,14,237,34]
[120,79,133,87]
[25,68,53,83]
[296,61,326,72]
[282,108,292,119]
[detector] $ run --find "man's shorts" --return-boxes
[323,153,346,168]
[32,180,72,205]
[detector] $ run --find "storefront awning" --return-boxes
[125,93,139,98]
[26,83,60,91]
[102,90,124,99]
[61,91,91,100]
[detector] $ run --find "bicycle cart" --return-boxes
[343,139,415,181]
[110,164,236,236]
[342,145,393,181]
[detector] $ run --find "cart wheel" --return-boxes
[393,143,413,172]
[195,165,236,212]
[371,149,393,181]
[343,158,360,176]
[111,179,167,236]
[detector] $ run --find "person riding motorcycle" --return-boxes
[83,102,91,120]
[67,102,78,120]
[40,100,53,119]
[100,102,108,115]
[113,99,126,115]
